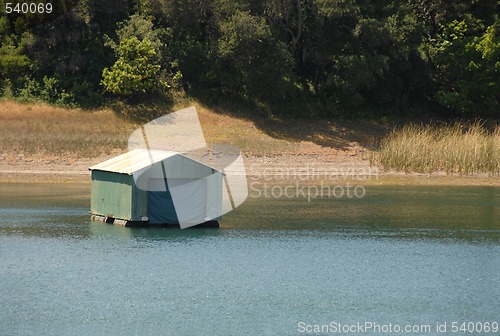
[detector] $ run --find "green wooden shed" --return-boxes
[89,149,223,228]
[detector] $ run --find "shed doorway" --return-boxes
[147,178,207,225]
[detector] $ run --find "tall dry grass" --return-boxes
[0,100,297,159]
[0,100,136,158]
[376,122,500,175]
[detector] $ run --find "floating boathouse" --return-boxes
[89,149,223,228]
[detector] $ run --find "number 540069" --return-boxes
[451,322,499,333]
[5,2,53,14]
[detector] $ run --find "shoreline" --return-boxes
[1,155,498,186]
[2,100,497,187]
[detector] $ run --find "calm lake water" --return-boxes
[0,183,499,335]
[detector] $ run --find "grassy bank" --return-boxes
[0,100,297,159]
[2,100,499,182]
[0,100,136,158]
[0,99,382,159]
[376,123,500,176]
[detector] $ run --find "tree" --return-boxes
[0,27,31,94]
[101,37,162,97]
[215,10,293,102]
[431,18,500,116]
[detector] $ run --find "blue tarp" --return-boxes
[147,178,207,225]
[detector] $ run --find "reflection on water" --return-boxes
[223,185,500,246]
[0,183,499,335]
[1,183,498,237]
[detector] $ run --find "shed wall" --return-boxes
[91,171,133,220]
[206,171,223,220]
[131,185,148,221]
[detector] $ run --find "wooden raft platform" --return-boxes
[90,214,219,228]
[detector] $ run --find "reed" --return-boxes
[376,122,500,175]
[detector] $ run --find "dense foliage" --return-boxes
[0,0,498,118]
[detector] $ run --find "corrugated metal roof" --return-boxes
[89,149,178,175]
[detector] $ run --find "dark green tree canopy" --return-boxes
[0,0,498,117]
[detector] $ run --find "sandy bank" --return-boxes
[1,154,498,186]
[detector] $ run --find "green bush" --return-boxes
[16,76,76,107]
[432,20,500,117]
[101,37,164,97]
